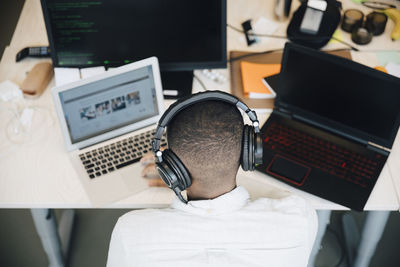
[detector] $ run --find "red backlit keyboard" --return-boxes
[264,122,381,188]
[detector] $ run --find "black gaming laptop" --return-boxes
[257,42,400,211]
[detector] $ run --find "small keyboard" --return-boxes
[79,129,167,179]
[264,122,381,188]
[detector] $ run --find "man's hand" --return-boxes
[140,152,167,187]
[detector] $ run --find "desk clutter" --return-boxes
[3,0,400,212]
[0,80,54,144]
[230,49,352,110]
[340,8,400,44]
[240,0,400,50]
[240,61,280,99]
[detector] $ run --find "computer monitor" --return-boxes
[41,0,227,98]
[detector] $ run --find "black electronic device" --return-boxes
[262,74,280,94]
[287,0,341,49]
[274,0,293,21]
[152,91,263,203]
[40,0,227,98]
[16,46,51,62]
[257,42,400,211]
[241,20,258,46]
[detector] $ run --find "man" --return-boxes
[107,100,318,267]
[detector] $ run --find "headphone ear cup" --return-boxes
[248,126,255,171]
[162,149,192,190]
[242,125,261,171]
[156,159,177,189]
[241,125,250,171]
[254,132,263,166]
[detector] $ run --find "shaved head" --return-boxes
[167,100,244,199]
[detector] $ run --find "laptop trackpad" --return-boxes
[268,155,310,184]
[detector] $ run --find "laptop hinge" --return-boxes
[275,108,293,119]
[292,113,368,146]
[367,142,391,155]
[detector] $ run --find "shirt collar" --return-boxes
[171,186,250,216]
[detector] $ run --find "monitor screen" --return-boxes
[41,0,227,69]
[278,44,400,146]
[59,66,159,144]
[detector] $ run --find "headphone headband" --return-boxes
[152,91,260,155]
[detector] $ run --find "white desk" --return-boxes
[1,1,400,267]
[1,0,399,210]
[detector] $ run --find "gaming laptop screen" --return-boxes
[278,43,400,149]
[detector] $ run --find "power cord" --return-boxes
[193,74,207,91]
[200,24,360,86]
[228,46,355,63]
[330,36,359,52]
[228,24,288,39]
[227,24,359,52]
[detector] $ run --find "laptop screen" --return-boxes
[278,44,400,146]
[58,66,159,144]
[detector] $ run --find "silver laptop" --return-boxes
[52,57,165,206]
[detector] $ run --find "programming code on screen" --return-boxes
[44,0,225,68]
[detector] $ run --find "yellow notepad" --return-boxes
[240,61,281,99]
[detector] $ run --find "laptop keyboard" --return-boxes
[264,122,382,188]
[79,129,167,179]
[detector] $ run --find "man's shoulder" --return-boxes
[113,207,191,234]
[117,208,176,224]
[247,195,318,238]
[246,194,316,219]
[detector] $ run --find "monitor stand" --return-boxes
[161,71,193,99]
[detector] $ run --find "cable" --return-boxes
[227,24,359,51]
[193,74,207,91]
[228,45,358,63]
[228,24,288,39]
[331,37,359,52]
[326,226,346,267]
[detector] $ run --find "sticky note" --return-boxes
[376,51,400,66]
[329,29,344,44]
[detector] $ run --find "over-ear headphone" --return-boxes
[152,91,263,203]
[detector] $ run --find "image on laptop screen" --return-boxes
[58,66,159,144]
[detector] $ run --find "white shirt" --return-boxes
[107,186,318,267]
